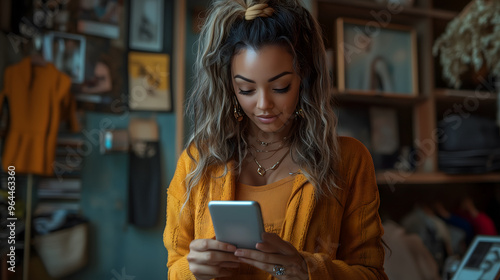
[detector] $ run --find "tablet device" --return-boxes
[208,200,264,249]
[451,235,500,280]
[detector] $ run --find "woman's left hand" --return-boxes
[234,232,309,280]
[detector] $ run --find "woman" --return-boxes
[164,1,388,279]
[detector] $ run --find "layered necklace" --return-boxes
[249,136,290,176]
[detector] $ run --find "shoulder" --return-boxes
[336,136,375,185]
[176,145,200,169]
[337,136,372,163]
[168,147,198,199]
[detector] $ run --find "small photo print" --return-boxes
[43,32,86,84]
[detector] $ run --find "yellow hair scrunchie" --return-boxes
[245,3,275,20]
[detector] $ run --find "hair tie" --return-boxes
[245,3,274,20]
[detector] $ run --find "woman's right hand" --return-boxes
[187,239,241,280]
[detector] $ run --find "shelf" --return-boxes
[376,171,500,185]
[434,88,498,101]
[334,90,426,106]
[317,0,458,20]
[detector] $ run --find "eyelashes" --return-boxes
[238,89,253,95]
[274,84,291,93]
[238,84,291,95]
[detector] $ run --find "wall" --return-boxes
[67,111,176,279]
[61,0,178,277]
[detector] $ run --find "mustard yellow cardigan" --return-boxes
[164,136,388,279]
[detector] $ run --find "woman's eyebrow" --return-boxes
[233,71,293,83]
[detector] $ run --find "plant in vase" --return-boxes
[433,0,500,89]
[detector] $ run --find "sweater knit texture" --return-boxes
[164,136,388,279]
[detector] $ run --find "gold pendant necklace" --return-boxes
[253,149,289,176]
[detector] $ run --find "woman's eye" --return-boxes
[238,89,254,95]
[274,85,291,93]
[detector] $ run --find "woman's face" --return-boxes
[231,45,301,135]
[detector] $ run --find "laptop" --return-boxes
[452,235,500,280]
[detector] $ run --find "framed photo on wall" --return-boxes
[336,18,418,96]
[43,32,86,84]
[77,0,123,39]
[72,36,126,114]
[128,52,171,111]
[129,0,164,52]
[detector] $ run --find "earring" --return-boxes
[233,97,244,122]
[295,108,305,119]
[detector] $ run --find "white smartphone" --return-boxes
[208,200,264,249]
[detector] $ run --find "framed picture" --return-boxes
[336,18,418,96]
[128,52,171,111]
[77,0,123,39]
[43,32,86,84]
[72,36,126,113]
[452,235,500,280]
[129,0,164,52]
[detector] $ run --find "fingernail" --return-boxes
[234,250,244,256]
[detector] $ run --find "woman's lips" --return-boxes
[256,115,279,124]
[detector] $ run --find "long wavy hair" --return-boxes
[184,0,339,205]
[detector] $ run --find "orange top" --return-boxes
[0,57,80,176]
[236,175,295,234]
[164,136,388,280]
[235,176,295,278]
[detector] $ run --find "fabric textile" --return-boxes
[128,141,161,227]
[164,136,388,280]
[0,57,80,175]
[401,207,450,269]
[382,221,441,280]
[236,175,295,234]
[456,211,498,236]
[235,175,296,279]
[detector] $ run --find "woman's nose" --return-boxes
[256,89,273,110]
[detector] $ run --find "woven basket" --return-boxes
[33,223,88,278]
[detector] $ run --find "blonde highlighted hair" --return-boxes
[184,0,339,205]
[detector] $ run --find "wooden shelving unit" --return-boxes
[315,0,499,185]
[434,88,498,102]
[376,171,500,185]
[318,0,459,19]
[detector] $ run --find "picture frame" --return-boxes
[77,0,123,39]
[128,52,171,111]
[336,18,418,96]
[43,32,86,84]
[128,0,164,52]
[71,36,126,114]
[452,235,500,280]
